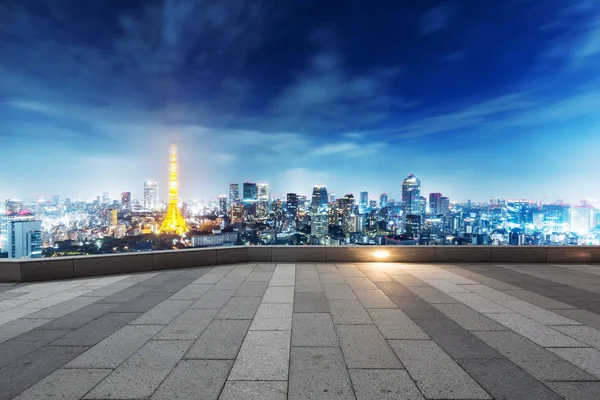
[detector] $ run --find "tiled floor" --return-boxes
[2,262,600,399]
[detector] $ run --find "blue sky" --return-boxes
[2,0,600,204]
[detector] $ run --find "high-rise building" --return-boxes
[543,204,569,233]
[420,196,426,216]
[5,199,24,214]
[570,206,592,233]
[340,194,356,234]
[310,185,329,212]
[439,197,450,216]
[369,200,377,209]
[257,183,269,202]
[101,192,111,205]
[286,193,299,219]
[379,193,388,208]
[143,181,158,210]
[218,196,228,214]
[7,219,42,258]
[359,191,368,210]
[229,184,240,206]
[159,143,189,234]
[310,185,329,241]
[231,204,244,224]
[429,193,442,215]
[329,193,336,203]
[121,192,131,210]
[402,174,421,216]
[243,182,258,203]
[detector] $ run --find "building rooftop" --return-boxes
[1,261,600,399]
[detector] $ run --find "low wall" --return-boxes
[1,245,599,283]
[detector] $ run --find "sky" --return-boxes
[2,0,600,205]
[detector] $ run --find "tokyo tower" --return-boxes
[159,142,189,235]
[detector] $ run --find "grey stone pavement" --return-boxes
[2,263,600,399]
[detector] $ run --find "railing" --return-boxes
[1,245,599,283]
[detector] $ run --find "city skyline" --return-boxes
[2,0,600,203]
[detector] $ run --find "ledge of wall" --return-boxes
[1,245,599,283]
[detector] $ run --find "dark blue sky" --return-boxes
[2,0,600,204]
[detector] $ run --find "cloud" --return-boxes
[419,4,453,34]
[312,141,385,157]
[276,168,331,196]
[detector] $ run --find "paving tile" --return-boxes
[262,287,294,303]
[433,303,508,331]
[13,368,112,400]
[185,319,251,359]
[362,271,395,282]
[0,292,24,301]
[345,277,379,290]
[169,283,213,300]
[294,278,323,292]
[486,313,587,347]
[228,330,291,381]
[458,358,562,400]
[251,303,293,331]
[193,272,229,284]
[51,312,140,346]
[349,369,425,400]
[297,269,319,279]
[546,382,600,400]
[0,345,88,400]
[235,281,269,297]
[268,275,295,286]
[336,324,402,368]
[212,277,246,291]
[323,284,357,300]
[112,290,173,312]
[220,381,287,400]
[408,286,457,303]
[83,340,192,399]
[390,274,429,287]
[505,289,576,309]
[553,325,600,350]
[447,292,514,313]
[216,296,261,319]
[21,296,100,319]
[18,289,91,309]
[554,309,600,330]
[319,273,346,284]
[293,291,329,312]
[550,347,600,378]
[353,289,397,308]
[288,346,355,400]
[155,308,218,340]
[0,328,69,368]
[390,295,444,321]
[246,271,274,282]
[389,340,491,400]
[0,307,43,326]
[190,289,235,309]
[292,313,338,346]
[422,279,471,293]
[367,308,429,340]
[338,268,366,278]
[227,267,255,278]
[329,299,372,324]
[316,264,338,273]
[39,302,119,330]
[66,324,164,369]
[150,359,232,400]
[131,300,193,325]
[0,318,52,344]
[497,300,581,325]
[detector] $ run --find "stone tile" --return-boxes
[353,289,396,309]
[40,303,119,330]
[150,359,232,400]
[220,381,287,400]
[294,278,323,292]
[0,345,88,400]
[338,268,366,278]
[0,318,52,344]
[349,369,425,400]
[293,292,329,312]
[292,313,338,346]
[319,273,346,284]
[336,324,402,368]
[246,271,274,282]
[131,300,193,325]
[51,312,140,346]
[235,281,269,297]
[316,264,338,273]
[374,280,416,297]
[155,309,218,340]
[268,274,295,286]
[169,283,213,300]
[83,340,192,399]
[433,303,508,331]
[363,271,395,282]
[458,358,562,400]
[226,267,255,278]
[554,309,600,330]
[389,340,491,400]
[190,289,235,309]
[251,303,293,331]
[228,330,291,381]
[390,295,444,321]
[497,300,581,326]
[297,269,319,279]
[390,274,429,287]
[329,300,372,324]
[0,292,23,301]
[185,319,251,359]
[447,292,514,313]
[486,313,586,347]
[262,287,294,303]
[217,296,261,319]
[422,279,471,293]
[212,277,245,291]
[345,277,379,290]
[21,295,100,319]
[553,325,600,350]
[288,346,355,400]
[66,324,164,369]
[112,290,173,313]
[550,347,600,378]
[0,328,69,368]
[506,289,576,309]
[13,368,112,400]
[323,284,357,300]
[0,307,43,326]
[546,382,600,400]
[408,286,457,304]
[367,309,429,340]
[461,284,518,301]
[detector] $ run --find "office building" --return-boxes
[5,199,24,214]
[257,183,269,202]
[7,219,42,258]
[229,184,240,206]
[286,193,299,220]
[243,182,258,203]
[359,191,368,212]
[439,197,450,216]
[543,204,570,233]
[218,196,228,214]
[310,185,329,241]
[231,204,244,224]
[143,180,158,210]
[121,192,131,210]
[429,193,442,215]
[101,192,110,205]
[380,193,388,208]
[570,206,592,234]
[402,174,421,216]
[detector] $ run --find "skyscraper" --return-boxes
[439,197,450,216]
[121,192,131,210]
[286,193,299,229]
[359,191,368,211]
[257,183,269,202]
[429,193,442,215]
[101,192,110,205]
[144,181,158,210]
[310,185,329,241]
[243,182,258,203]
[218,196,228,214]
[379,193,388,208]
[7,219,42,258]
[159,143,188,234]
[229,184,240,206]
[402,174,421,216]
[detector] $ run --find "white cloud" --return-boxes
[419,4,453,34]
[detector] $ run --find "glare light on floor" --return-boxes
[373,250,389,258]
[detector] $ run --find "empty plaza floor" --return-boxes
[2,262,600,399]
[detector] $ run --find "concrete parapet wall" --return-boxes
[1,245,600,283]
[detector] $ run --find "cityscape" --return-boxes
[2,142,599,259]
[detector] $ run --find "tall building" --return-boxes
[7,219,42,258]
[420,196,426,216]
[101,192,110,205]
[543,204,569,233]
[379,193,388,208]
[143,181,158,210]
[570,206,592,233]
[359,191,368,211]
[243,182,258,203]
[5,199,24,214]
[231,204,244,223]
[340,194,356,234]
[257,183,269,202]
[121,192,131,210]
[310,185,329,241]
[229,184,240,206]
[329,193,336,203]
[429,193,442,215]
[159,143,189,234]
[439,197,450,216]
[402,174,421,216]
[218,196,228,214]
[286,193,299,229]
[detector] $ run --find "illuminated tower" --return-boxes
[159,143,189,235]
